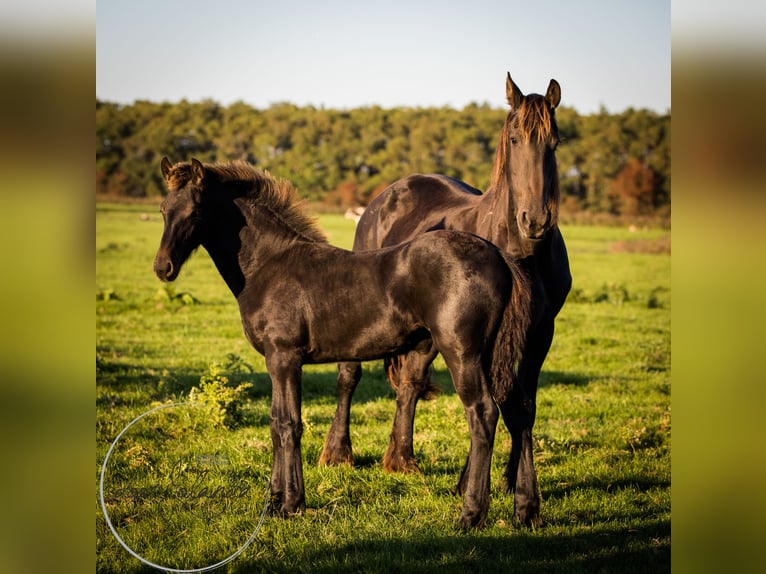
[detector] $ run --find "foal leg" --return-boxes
[319,361,362,466]
[435,337,498,529]
[451,362,498,529]
[383,346,438,473]
[267,350,306,516]
[499,317,553,527]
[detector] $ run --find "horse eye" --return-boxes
[510,137,518,145]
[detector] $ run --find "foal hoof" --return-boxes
[382,453,421,474]
[318,446,354,467]
[455,512,487,530]
[513,508,542,528]
[268,492,306,518]
[277,503,305,518]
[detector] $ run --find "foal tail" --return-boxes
[490,252,533,404]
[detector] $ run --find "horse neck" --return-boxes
[196,197,250,297]
[198,195,289,296]
[479,117,522,253]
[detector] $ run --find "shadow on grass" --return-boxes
[98,346,595,409]
[97,359,397,405]
[230,520,670,574]
[98,518,669,574]
[538,370,591,388]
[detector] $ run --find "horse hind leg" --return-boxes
[319,361,362,466]
[383,346,438,473]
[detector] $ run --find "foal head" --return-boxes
[154,157,326,283]
[154,157,208,282]
[493,72,561,241]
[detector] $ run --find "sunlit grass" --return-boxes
[96,205,670,572]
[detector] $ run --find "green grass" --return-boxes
[96,204,670,573]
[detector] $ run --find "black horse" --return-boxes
[153,157,532,528]
[320,73,572,527]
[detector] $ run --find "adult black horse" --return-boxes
[153,158,532,528]
[320,73,572,527]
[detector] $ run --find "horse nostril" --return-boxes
[165,261,174,277]
[154,257,174,280]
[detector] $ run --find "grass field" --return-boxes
[96,203,670,573]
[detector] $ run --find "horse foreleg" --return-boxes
[453,369,498,529]
[383,347,438,473]
[499,318,553,527]
[267,351,306,516]
[319,361,361,466]
[502,399,540,527]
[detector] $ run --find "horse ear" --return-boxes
[506,72,523,109]
[545,79,561,109]
[161,156,173,180]
[191,158,205,185]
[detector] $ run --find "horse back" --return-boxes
[355,174,483,251]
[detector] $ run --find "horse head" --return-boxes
[153,157,207,282]
[503,73,561,241]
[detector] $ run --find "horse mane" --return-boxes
[167,160,327,243]
[515,94,554,144]
[488,95,560,223]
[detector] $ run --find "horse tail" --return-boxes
[490,252,533,404]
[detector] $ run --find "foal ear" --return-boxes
[506,72,523,109]
[545,79,561,109]
[161,156,173,180]
[191,158,205,185]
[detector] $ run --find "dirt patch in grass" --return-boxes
[609,235,670,255]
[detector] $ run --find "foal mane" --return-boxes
[168,159,327,243]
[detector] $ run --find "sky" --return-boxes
[96,0,670,115]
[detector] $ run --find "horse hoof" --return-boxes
[280,502,306,518]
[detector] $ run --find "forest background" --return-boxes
[96,99,670,223]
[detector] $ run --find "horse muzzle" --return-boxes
[153,254,178,282]
[518,210,551,241]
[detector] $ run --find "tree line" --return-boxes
[96,99,670,218]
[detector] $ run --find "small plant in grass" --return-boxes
[124,444,153,470]
[96,288,121,302]
[154,283,199,306]
[188,362,252,428]
[592,282,630,305]
[221,352,255,374]
[568,283,631,305]
[647,286,668,309]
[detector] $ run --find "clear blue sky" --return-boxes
[96,0,670,114]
